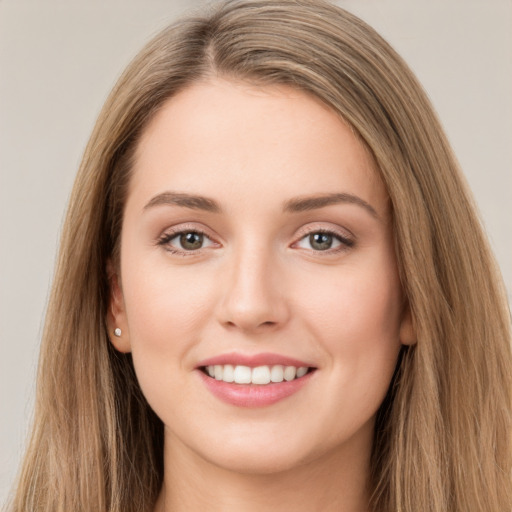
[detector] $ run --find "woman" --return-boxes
[9,0,511,511]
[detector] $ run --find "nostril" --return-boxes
[222,318,279,332]
[217,269,291,331]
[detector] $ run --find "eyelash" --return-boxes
[293,228,355,254]
[156,227,355,256]
[156,227,216,256]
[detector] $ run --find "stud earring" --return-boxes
[114,328,122,337]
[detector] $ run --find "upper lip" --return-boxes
[196,352,315,369]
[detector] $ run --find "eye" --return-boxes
[176,232,206,250]
[294,230,353,252]
[158,229,216,253]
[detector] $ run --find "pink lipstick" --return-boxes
[196,352,316,407]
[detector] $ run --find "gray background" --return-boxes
[1,0,511,505]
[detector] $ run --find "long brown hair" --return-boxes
[9,1,511,511]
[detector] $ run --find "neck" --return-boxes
[155,428,372,512]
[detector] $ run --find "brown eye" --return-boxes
[157,228,217,255]
[309,232,333,251]
[179,232,204,250]
[294,229,353,253]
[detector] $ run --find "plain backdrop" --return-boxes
[1,0,511,505]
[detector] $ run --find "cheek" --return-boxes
[119,255,219,417]
[298,253,403,406]
[120,241,217,371]
[124,269,213,344]
[303,257,402,342]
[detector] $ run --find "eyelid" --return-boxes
[291,223,355,252]
[156,222,221,254]
[155,221,354,256]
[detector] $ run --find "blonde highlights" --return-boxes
[9,1,511,511]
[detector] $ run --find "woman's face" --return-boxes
[109,78,412,474]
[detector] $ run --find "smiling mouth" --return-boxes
[200,364,316,385]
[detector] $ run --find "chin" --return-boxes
[201,442,314,476]
[177,419,360,478]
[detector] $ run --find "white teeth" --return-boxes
[222,364,235,383]
[270,365,284,383]
[252,366,271,385]
[205,364,310,385]
[283,366,296,381]
[296,366,308,378]
[234,365,252,384]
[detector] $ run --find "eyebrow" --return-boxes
[143,190,379,218]
[283,193,379,218]
[144,192,221,213]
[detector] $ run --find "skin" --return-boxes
[108,78,413,512]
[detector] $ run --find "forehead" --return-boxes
[129,78,388,216]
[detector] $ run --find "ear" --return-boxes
[399,302,416,346]
[106,260,132,353]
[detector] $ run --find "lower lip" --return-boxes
[198,370,315,407]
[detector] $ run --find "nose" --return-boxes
[217,245,290,333]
